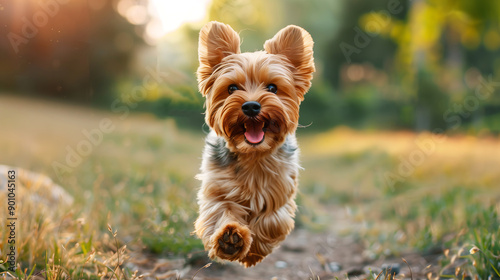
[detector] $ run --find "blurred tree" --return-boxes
[323,0,408,87]
[321,0,500,132]
[391,0,500,131]
[87,1,145,106]
[317,0,411,130]
[0,0,143,106]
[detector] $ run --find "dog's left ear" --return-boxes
[264,25,315,100]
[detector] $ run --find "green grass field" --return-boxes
[0,95,499,279]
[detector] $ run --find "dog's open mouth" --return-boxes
[244,120,267,145]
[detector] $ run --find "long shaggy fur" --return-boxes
[194,21,315,267]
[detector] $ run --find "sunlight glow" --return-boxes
[126,5,149,25]
[149,0,211,34]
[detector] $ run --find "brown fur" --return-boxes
[194,21,315,267]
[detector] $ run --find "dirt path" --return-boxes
[132,208,440,279]
[189,230,365,279]
[190,230,440,279]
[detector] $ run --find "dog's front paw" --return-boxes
[209,223,252,261]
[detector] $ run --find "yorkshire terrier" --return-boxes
[194,21,315,267]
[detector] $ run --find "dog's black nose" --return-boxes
[242,101,261,117]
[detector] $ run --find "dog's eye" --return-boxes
[228,84,239,94]
[266,84,278,94]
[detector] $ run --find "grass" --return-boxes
[300,128,500,279]
[1,95,499,279]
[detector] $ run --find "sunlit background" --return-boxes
[1,0,500,279]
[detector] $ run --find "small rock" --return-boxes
[382,263,401,275]
[327,262,342,272]
[275,261,287,269]
[0,165,74,207]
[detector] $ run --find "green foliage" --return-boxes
[141,203,203,255]
[468,208,500,279]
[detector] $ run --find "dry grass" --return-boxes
[0,95,203,278]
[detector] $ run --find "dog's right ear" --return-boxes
[197,21,241,96]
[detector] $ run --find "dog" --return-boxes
[194,21,315,267]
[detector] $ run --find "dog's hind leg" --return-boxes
[240,199,297,267]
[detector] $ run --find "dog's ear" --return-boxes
[264,25,315,100]
[198,21,241,96]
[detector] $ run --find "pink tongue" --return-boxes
[244,122,265,144]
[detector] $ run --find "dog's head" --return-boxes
[197,21,315,153]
